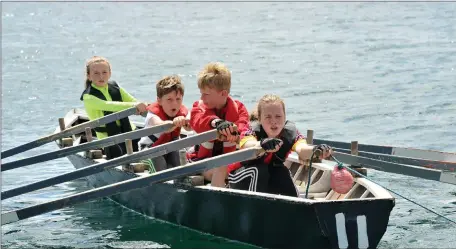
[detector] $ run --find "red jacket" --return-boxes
[146,102,188,147]
[188,96,249,160]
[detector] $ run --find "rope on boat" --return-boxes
[305,149,320,199]
[330,155,456,226]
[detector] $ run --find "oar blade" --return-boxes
[1,147,261,225]
[314,138,394,155]
[440,172,456,186]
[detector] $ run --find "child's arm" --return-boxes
[118,86,148,114]
[294,131,332,160]
[234,101,250,134]
[146,113,171,127]
[241,135,283,158]
[146,112,190,134]
[183,111,193,131]
[238,128,282,154]
[189,101,219,133]
[217,101,250,143]
[292,129,315,160]
[225,125,256,148]
[82,94,138,113]
[294,140,315,160]
[119,86,138,103]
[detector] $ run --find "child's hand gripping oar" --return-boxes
[214,120,241,144]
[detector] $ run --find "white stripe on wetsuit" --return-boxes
[228,167,258,191]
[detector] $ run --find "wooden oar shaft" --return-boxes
[1,107,137,159]
[1,147,261,225]
[332,147,456,171]
[332,151,456,185]
[314,138,456,162]
[1,130,217,200]
[1,123,174,172]
[314,138,394,155]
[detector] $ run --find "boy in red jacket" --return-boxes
[189,62,249,187]
[138,75,191,172]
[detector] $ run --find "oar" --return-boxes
[314,138,394,155]
[1,107,138,159]
[331,147,456,171]
[314,138,456,162]
[1,129,218,200]
[332,151,456,186]
[2,146,262,225]
[1,123,174,172]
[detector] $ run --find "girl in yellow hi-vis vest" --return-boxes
[80,56,147,159]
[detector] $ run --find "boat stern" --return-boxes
[313,198,395,249]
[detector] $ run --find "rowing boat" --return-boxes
[56,108,395,249]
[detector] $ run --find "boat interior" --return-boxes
[57,108,393,202]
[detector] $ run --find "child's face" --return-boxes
[259,102,285,138]
[87,62,111,87]
[199,87,227,109]
[158,90,183,117]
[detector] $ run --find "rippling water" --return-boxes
[2,2,456,248]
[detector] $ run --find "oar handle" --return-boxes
[216,124,241,143]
